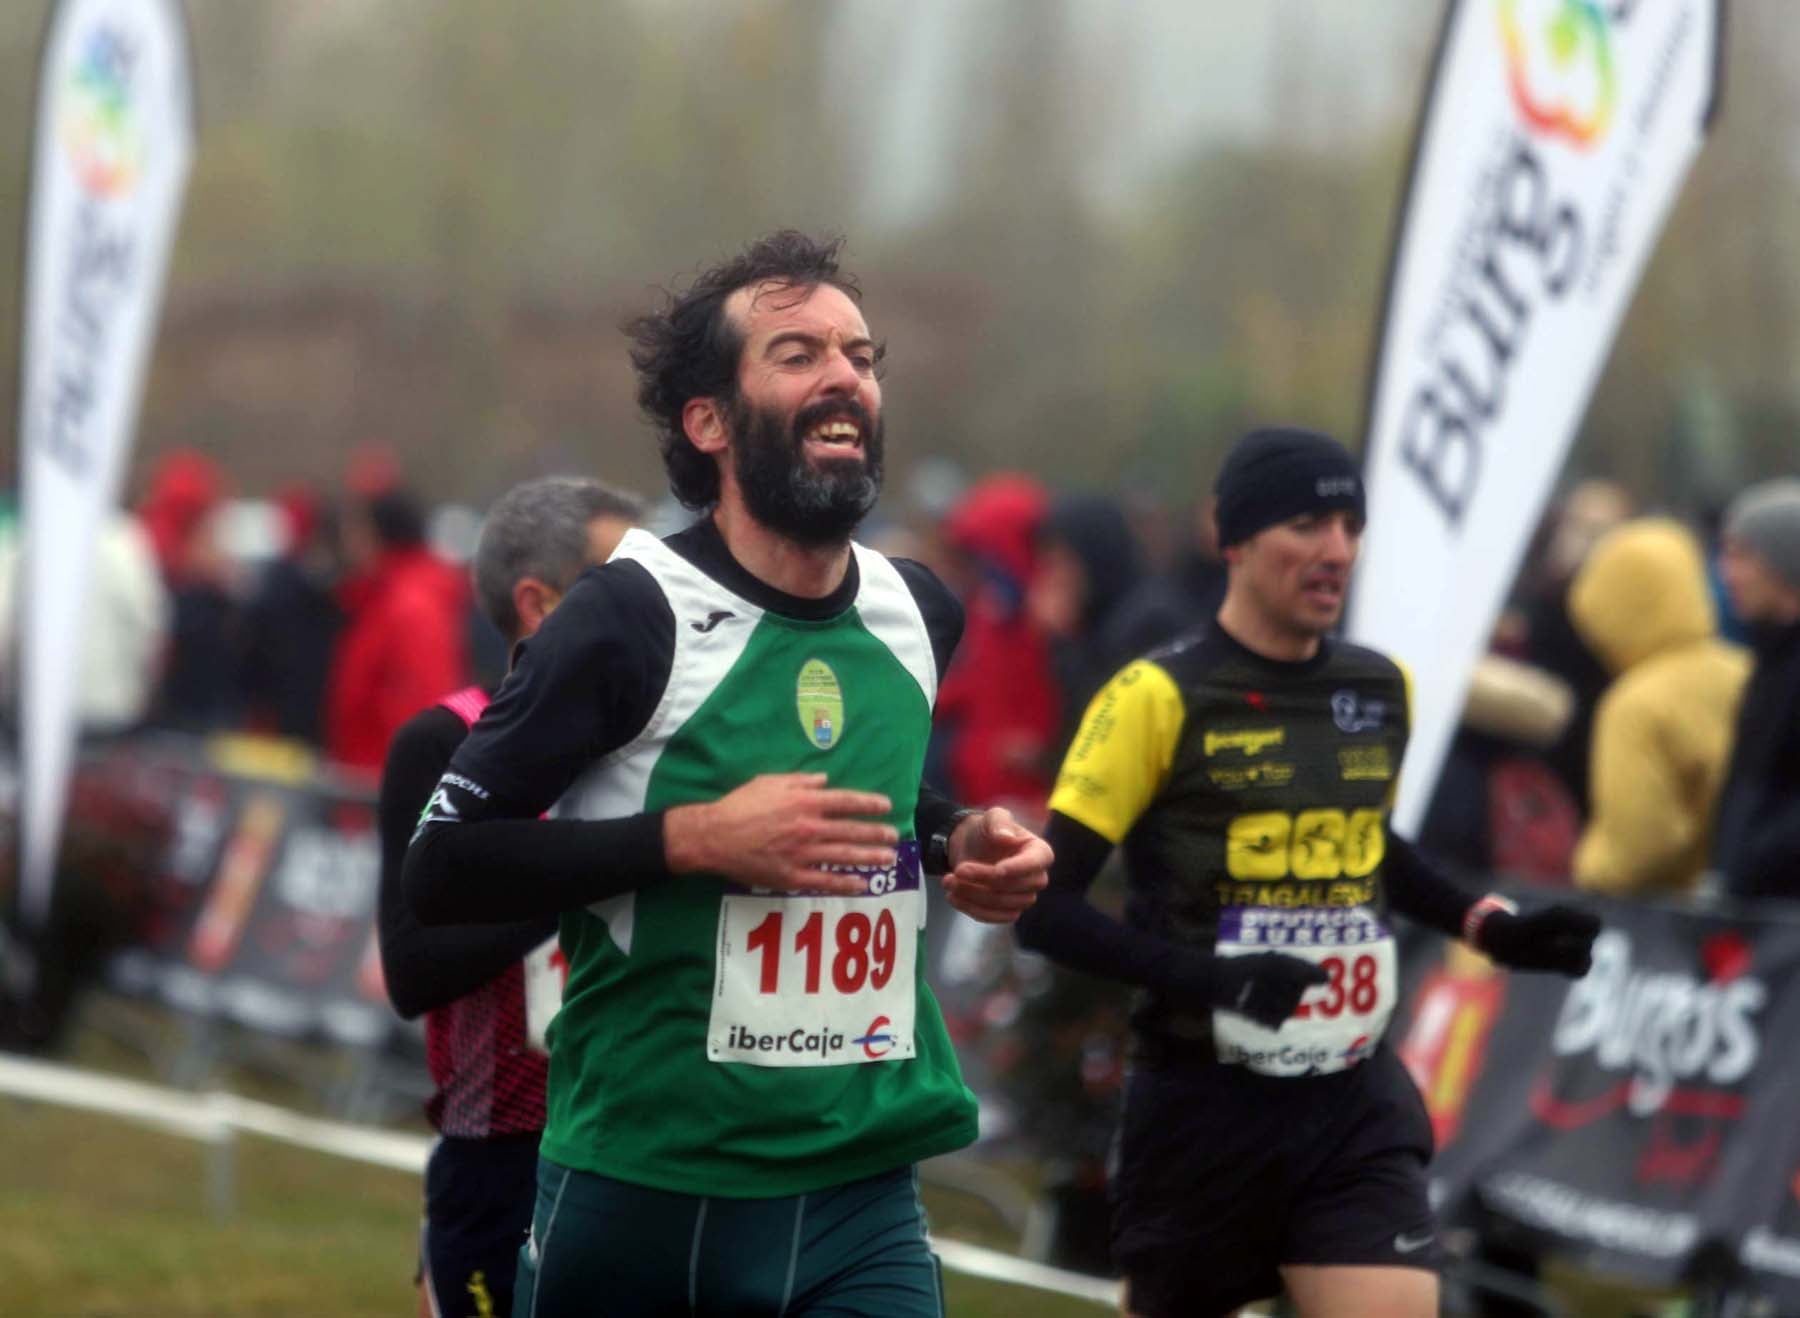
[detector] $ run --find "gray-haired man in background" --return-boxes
[377,474,641,1318]
[1714,478,1800,903]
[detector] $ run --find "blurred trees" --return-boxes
[1,1,1796,514]
[1583,2,1800,510]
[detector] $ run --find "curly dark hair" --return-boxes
[624,230,867,510]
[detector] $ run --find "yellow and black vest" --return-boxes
[1050,625,1411,1057]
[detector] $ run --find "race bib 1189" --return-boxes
[707,842,921,1068]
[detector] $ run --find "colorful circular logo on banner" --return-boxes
[59,25,145,199]
[795,658,844,751]
[1497,0,1616,148]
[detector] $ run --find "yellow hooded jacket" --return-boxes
[1568,519,1749,895]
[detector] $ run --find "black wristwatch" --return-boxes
[925,808,981,876]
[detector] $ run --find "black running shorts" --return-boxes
[1110,1045,1437,1318]
[421,1133,540,1318]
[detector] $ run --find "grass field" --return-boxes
[3,1000,1701,1317]
[0,1094,1112,1317]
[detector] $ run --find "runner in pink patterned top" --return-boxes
[419,683,548,1140]
[377,476,639,1318]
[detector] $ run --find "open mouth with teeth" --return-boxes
[803,418,864,455]
[1301,577,1345,606]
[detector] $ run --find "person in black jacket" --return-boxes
[376,474,639,1318]
[240,486,342,744]
[1713,478,1800,903]
[1028,493,1149,756]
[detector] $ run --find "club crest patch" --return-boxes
[796,658,844,750]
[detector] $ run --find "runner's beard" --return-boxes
[729,395,884,548]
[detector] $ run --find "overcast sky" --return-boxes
[830,1,1439,227]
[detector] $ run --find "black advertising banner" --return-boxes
[98,736,393,1048]
[1396,891,1800,1306]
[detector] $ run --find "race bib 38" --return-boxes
[1211,905,1398,1077]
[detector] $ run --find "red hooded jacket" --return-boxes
[934,475,1062,815]
[326,546,469,773]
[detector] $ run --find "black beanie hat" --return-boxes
[1213,426,1364,547]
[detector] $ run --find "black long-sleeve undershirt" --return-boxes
[403,777,969,928]
[403,520,975,929]
[403,809,672,927]
[376,704,559,1019]
[1015,811,1480,1000]
[1382,831,1484,939]
[1015,813,1217,1005]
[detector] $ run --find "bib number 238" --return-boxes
[1211,905,1398,1077]
[708,848,920,1068]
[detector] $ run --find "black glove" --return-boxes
[1199,952,1331,1031]
[1475,903,1601,977]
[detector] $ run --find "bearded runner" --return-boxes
[403,231,1050,1318]
[419,522,978,1193]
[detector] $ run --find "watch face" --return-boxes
[930,810,978,874]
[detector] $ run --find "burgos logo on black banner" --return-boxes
[1546,929,1766,1119]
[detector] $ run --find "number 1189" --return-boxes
[745,909,898,995]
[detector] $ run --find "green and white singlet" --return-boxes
[435,521,978,1199]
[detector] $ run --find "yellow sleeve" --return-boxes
[1389,657,1415,812]
[1047,659,1185,845]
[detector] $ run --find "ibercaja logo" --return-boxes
[1536,929,1767,1186]
[855,1016,895,1060]
[1497,0,1618,149]
[59,24,145,200]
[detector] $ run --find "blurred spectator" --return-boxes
[1027,494,1149,750]
[1568,518,1749,897]
[0,509,169,737]
[1093,497,1227,682]
[239,484,343,745]
[139,448,219,576]
[139,449,242,732]
[346,441,403,501]
[0,493,169,1050]
[1513,479,1634,807]
[934,474,1060,817]
[1700,499,1753,646]
[921,478,1061,1117]
[325,489,469,775]
[1712,479,1800,902]
[1418,653,1579,882]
